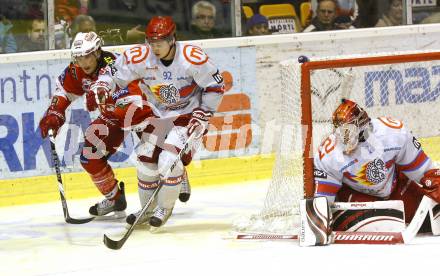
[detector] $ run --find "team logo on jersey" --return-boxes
[412,137,421,150]
[314,169,327,179]
[212,70,224,84]
[150,83,180,104]
[351,158,386,186]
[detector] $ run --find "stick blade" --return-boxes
[237,234,298,240]
[103,234,125,250]
[65,216,95,224]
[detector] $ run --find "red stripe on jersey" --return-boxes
[316,181,341,195]
[399,151,428,172]
[179,83,197,97]
[205,85,225,94]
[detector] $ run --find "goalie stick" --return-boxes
[103,132,197,250]
[48,129,95,224]
[237,195,436,245]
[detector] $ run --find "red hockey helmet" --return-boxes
[332,99,370,153]
[145,16,176,41]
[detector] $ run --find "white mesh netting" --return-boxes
[234,50,440,235]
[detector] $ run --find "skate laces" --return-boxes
[154,207,168,219]
[98,198,115,209]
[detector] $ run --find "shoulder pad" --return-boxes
[183,44,208,65]
[377,117,403,129]
[123,45,150,64]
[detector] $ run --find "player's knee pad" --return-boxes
[137,161,160,207]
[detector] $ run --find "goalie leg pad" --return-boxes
[429,203,440,235]
[299,197,332,247]
[332,200,405,232]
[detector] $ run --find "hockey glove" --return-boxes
[187,108,212,139]
[39,96,69,138]
[87,81,112,112]
[420,169,440,202]
[39,110,65,138]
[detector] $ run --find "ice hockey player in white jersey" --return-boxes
[314,99,440,224]
[90,16,225,228]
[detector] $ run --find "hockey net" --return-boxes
[234,50,440,235]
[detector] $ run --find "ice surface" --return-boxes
[0,180,439,276]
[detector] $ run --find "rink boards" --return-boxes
[3,24,440,206]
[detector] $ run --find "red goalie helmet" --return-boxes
[332,99,370,154]
[145,16,176,41]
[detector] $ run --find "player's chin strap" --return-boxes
[298,195,436,246]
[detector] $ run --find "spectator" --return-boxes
[420,12,440,24]
[375,0,403,27]
[246,14,270,36]
[0,15,17,53]
[352,0,381,28]
[55,0,89,23]
[17,17,45,52]
[187,1,225,39]
[303,0,338,32]
[334,15,355,29]
[70,14,96,40]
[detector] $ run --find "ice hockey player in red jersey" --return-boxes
[313,99,440,224]
[90,16,225,227]
[39,32,155,217]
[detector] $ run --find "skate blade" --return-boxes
[93,211,126,221]
[125,222,150,230]
[149,226,166,234]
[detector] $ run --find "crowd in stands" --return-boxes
[1,0,440,54]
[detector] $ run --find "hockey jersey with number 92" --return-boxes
[96,41,225,118]
[313,117,434,203]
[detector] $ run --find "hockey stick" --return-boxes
[103,132,197,250]
[237,195,435,245]
[48,129,95,224]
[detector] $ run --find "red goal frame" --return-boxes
[299,51,440,198]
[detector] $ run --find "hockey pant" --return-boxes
[80,117,127,200]
[136,115,195,210]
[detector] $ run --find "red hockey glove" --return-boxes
[85,90,98,111]
[39,96,69,138]
[187,108,212,139]
[39,110,65,138]
[419,169,440,202]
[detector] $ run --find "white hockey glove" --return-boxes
[187,108,212,139]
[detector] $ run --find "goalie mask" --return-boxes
[332,99,370,154]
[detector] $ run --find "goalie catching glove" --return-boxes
[420,169,440,202]
[187,108,212,139]
[39,96,69,138]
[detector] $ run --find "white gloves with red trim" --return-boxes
[187,108,212,139]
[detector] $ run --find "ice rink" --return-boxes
[1,180,440,276]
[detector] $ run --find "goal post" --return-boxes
[235,49,440,235]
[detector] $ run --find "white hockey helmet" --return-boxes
[71,31,102,58]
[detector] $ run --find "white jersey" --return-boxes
[314,117,433,203]
[97,42,224,118]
